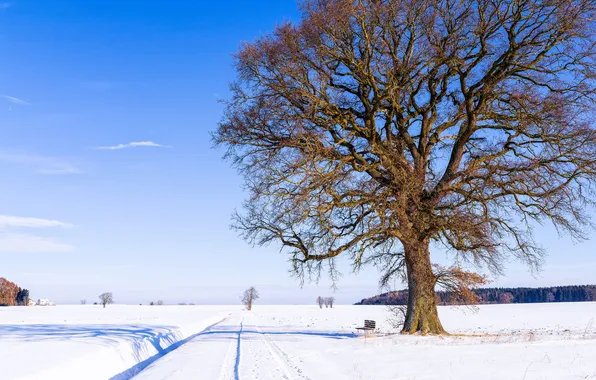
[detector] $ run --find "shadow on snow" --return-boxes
[0,321,357,380]
[111,323,356,380]
[0,323,184,364]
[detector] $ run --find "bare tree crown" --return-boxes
[99,292,114,308]
[242,286,260,310]
[317,296,325,308]
[216,0,596,280]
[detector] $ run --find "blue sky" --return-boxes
[1,1,594,305]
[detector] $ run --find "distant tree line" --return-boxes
[356,285,596,306]
[0,277,29,306]
[316,296,335,308]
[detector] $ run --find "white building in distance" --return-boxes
[36,299,55,306]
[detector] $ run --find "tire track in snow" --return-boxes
[215,316,244,380]
[216,323,238,380]
[254,321,312,380]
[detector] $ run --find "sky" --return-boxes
[1,0,595,306]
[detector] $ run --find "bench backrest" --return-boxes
[364,319,376,329]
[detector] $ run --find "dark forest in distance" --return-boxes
[356,285,596,305]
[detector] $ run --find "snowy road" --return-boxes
[133,314,318,380]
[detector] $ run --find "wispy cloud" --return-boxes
[0,215,75,253]
[0,215,73,229]
[96,141,171,150]
[0,233,74,253]
[0,152,83,175]
[2,95,30,105]
[0,3,11,9]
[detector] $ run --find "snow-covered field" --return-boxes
[0,305,236,380]
[1,303,595,379]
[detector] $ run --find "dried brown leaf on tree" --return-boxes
[0,277,19,306]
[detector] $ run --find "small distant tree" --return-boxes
[99,292,113,308]
[0,278,19,306]
[316,296,324,309]
[149,301,155,306]
[15,288,30,306]
[242,286,259,311]
[327,297,335,308]
[156,300,164,306]
[80,299,87,305]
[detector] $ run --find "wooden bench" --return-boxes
[356,319,376,335]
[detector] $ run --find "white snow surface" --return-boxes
[1,303,596,379]
[0,305,236,380]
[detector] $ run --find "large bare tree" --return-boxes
[215,0,596,334]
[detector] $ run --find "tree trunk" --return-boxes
[401,242,446,335]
